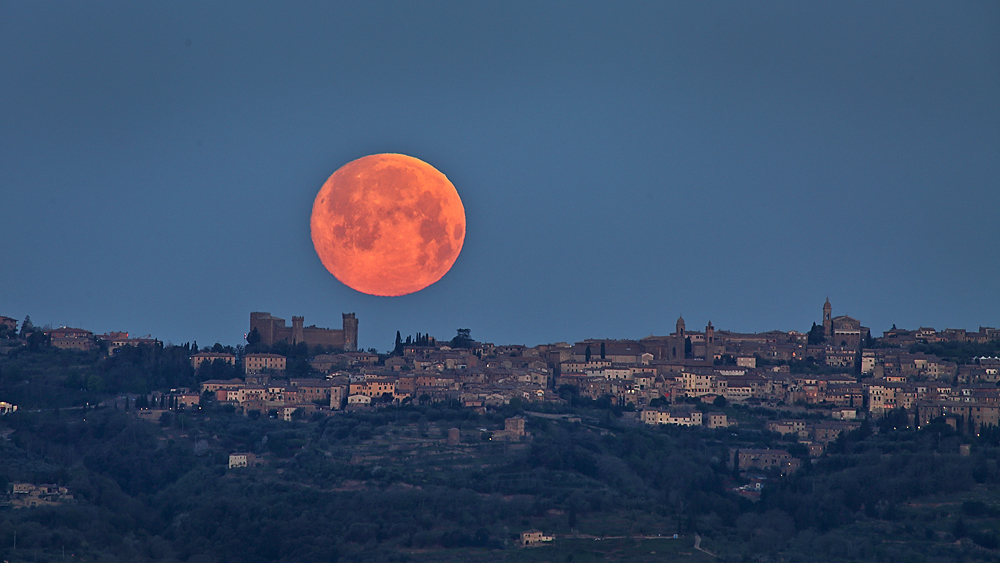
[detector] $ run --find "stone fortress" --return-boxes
[250,312,358,351]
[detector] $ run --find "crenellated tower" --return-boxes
[342,313,358,352]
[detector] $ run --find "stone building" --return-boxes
[44,327,96,351]
[822,299,870,349]
[250,312,357,351]
[917,402,1000,434]
[229,452,257,469]
[243,353,286,374]
[730,448,800,474]
[190,352,236,370]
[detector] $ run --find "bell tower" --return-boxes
[672,316,686,360]
[705,320,715,361]
[823,298,832,340]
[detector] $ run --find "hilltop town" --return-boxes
[6,301,999,441]
[1,303,1000,562]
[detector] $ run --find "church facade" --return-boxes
[822,299,869,349]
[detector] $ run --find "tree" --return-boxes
[808,322,826,345]
[294,341,309,358]
[451,328,472,348]
[26,329,49,351]
[600,342,606,360]
[246,328,261,348]
[19,315,33,338]
[585,345,592,362]
[394,331,403,355]
[87,373,104,393]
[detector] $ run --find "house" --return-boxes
[342,351,380,365]
[492,417,526,441]
[349,378,396,399]
[191,352,236,370]
[705,412,729,428]
[640,408,703,427]
[520,530,554,546]
[917,402,1000,433]
[329,384,347,410]
[289,379,332,403]
[813,421,861,443]
[229,452,257,468]
[45,327,96,351]
[832,407,857,420]
[200,378,244,394]
[281,404,317,421]
[767,420,807,436]
[243,353,286,374]
[97,332,161,354]
[732,448,800,474]
[175,393,201,408]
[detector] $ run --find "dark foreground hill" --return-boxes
[0,397,999,563]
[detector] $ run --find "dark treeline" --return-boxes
[1,398,999,562]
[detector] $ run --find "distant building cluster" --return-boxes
[5,300,1000,457]
[31,326,159,354]
[181,302,1000,441]
[6,483,74,509]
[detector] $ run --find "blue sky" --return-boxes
[2,1,998,351]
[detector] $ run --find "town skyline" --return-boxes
[4,290,1000,561]
[3,2,997,354]
[3,297,996,354]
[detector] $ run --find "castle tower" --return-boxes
[342,313,358,351]
[823,298,832,340]
[291,316,304,345]
[250,312,279,346]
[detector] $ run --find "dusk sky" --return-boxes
[2,2,998,352]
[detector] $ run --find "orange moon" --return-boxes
[310,153,466,296]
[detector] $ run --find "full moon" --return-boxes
[310,153,466,296]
